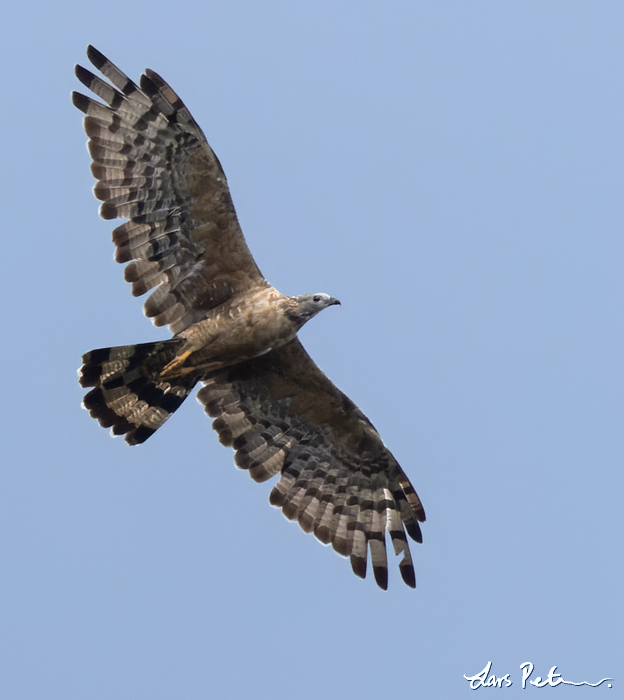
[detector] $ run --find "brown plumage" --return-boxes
[75,46,425,589]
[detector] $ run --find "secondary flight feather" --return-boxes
[74,46,425,589]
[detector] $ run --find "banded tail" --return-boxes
[79,339,198,445]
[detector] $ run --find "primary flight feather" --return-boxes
[74,46,425,589]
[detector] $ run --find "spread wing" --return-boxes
[197,339,426,589]
[73,46,266,334]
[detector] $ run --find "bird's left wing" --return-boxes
[198,339,425,589]
[73,46,266,334]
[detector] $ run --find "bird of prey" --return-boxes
[74,46,425,589]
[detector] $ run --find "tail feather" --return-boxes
[80,340,197,445]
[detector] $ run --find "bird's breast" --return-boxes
[176,287,297,373]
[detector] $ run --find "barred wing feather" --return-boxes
[73,46,266,335]
[198,339,426,589]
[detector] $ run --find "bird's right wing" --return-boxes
[198,339,426,589]
[73,46,266,335]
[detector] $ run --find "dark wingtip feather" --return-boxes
[350,554,367,580]
[373,566,388,590]
[86,45,107,69]
[72,91,90,113]
[400,563,416,589]
[144,68,166,87]
[404,520,423,544]
[139,73,158,98]
[75,64,96,89]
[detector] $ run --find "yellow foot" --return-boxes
[160,350,193,378]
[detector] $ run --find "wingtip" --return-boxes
[86,45,106,69]
[72,91,89,113]
[405,519,423,544]
[373,566,389,590]
[350,554,367,580]
[75,64,96,89]
[400,564,416,589]
[144,68,165,86]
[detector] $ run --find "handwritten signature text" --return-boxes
[464,661,612,689]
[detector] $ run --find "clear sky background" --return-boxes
[1,1,622,698]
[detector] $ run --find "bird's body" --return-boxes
[162,287,338,376]
[75,46,425,589]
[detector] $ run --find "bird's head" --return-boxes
[287,293,341,328]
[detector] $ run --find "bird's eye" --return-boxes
[313,295,321,302]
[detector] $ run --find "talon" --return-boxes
[160,350,192,378]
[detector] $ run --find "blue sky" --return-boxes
[1,1,622,698]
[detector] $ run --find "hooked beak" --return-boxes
[328,297,341,307]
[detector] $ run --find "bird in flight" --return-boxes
[74,46,425,589]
